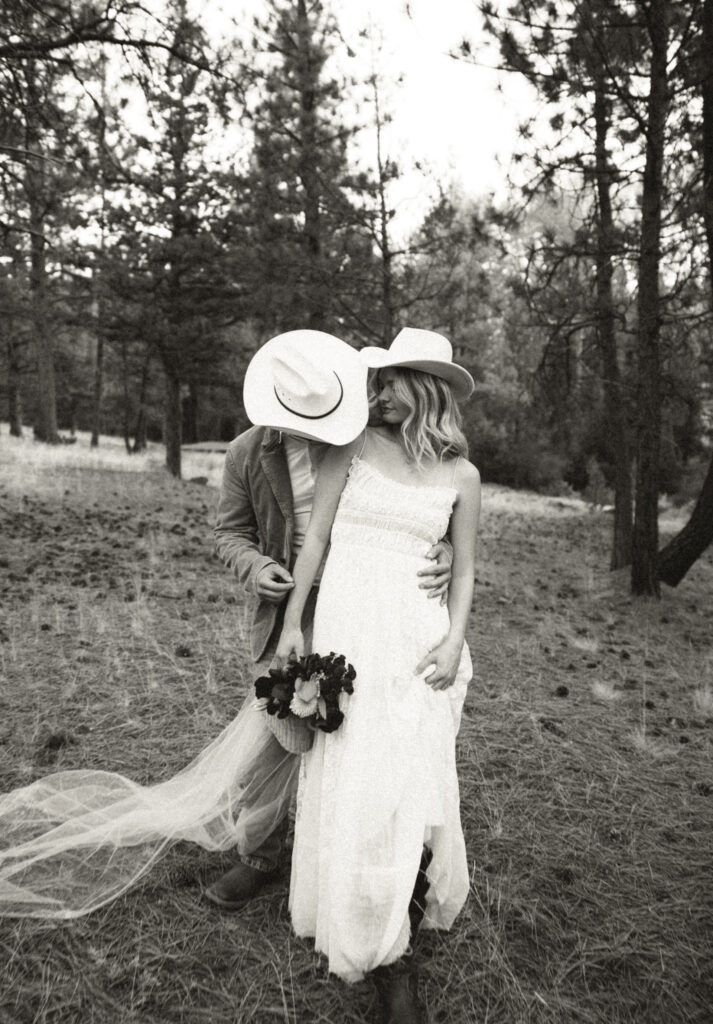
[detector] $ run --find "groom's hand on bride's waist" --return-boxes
[256,563,295,603]
[418,540,453,605]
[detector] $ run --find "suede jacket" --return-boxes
[214,426,322,662]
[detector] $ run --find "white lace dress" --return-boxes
[289,456,472,982]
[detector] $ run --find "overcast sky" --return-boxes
[334,0,533,198]
[199,0,535,225]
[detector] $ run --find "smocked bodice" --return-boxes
[330,457,457,558]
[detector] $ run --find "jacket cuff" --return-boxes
[246,555,281,597]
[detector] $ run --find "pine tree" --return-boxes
[244,0,363,336]
[478,0,644,568]
[478,0,701,594]
[106,1,235,477]
[0,251,30,437]
[630,0,670,596]
[0,8,68,442]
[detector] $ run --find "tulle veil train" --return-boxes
[0,699,297,919]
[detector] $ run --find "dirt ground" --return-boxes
[1,445,712,1024]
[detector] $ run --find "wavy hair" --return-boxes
[371,367,468,465]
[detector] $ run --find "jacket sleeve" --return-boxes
[437,536,453,564]
[214,444,278,596]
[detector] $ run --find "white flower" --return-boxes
[290,674,320,718]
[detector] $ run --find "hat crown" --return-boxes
[243,329,368,443]
[273,343,333,396]
[271,339,342,418]
[391,328,453,364]
[359,325,474,400]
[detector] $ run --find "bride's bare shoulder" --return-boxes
[453,458,481,491]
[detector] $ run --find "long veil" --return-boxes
[0,699,298,919]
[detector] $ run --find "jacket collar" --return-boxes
[261,427,282,452]
[259,428,293,523]
[261,427,330,455]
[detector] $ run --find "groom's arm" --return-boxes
[214,443,284,598]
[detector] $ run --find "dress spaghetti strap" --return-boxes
[450,455,461,487]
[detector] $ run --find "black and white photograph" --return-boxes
[1,1,712,1022]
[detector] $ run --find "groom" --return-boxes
[206,329,452,909]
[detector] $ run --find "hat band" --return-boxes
[273,372,344,420]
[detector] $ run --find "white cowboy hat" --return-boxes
[359,327,475,400]
[243,330,369,445]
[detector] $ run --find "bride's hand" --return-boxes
[414,638,461,691]
[274,625,304,669]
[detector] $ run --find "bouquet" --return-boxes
[255,652,356,751]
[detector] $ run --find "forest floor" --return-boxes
[1,432,712,1024]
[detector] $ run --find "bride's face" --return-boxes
[376,370,410,425]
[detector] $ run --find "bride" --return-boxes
[274,328,480,1023]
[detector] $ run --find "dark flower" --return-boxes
[255,676,274,699]
[271,681,293,703]
[319,709,344,733]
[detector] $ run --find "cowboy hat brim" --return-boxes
[359,346,475,400]
[244,331,369,445]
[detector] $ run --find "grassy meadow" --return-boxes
[1,430,712,1024]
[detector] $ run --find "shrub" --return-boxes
[464,385,567,492]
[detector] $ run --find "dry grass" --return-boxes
[1,432,712,1024]
[0,428,226,492]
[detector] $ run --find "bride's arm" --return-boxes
[274,437,362,665]
[414,461,481,689]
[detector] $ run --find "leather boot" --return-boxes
[204,861,278,910]
[372,958,424,1024]
[408,846,433,941]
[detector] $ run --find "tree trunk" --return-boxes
[296,0,324,330]
[593,64,633,569]
[656,0,713,584]
[164,368,182,478]
[659,459,713,585]
[90,55,108,450]
[121,337,132,453]
[7,339,23,437]
[132,346,152,453]
[133,410,148,453]
[182,381,199,443]
[90,298,104,448]
[32,295,58,442]
[631,0,668,597]
[25,63,59,444]
[372,75,395,345]
[68,394,78,436]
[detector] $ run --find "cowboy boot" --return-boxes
[372,957,424,1024]
[408,846,433,941]
[371,846,432,1022]
[204,861,278,910]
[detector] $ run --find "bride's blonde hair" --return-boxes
[372,367,468,464]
